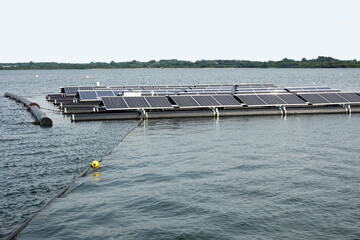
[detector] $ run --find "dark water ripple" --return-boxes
[1,69,360,239]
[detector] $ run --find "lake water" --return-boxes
[1,69,360,239]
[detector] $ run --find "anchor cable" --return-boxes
[6,114,144,240]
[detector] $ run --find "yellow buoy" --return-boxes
[85,76,89,79]
[35,75,38,78]
[91,160,99,169]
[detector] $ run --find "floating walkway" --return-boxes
[45,83,360,121]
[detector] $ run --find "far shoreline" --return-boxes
[1,57,360,70]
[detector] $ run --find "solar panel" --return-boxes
[192,95,222,107]
[236,88,287,94]
[290,89,341,94]
[212,95,242,106]
[96,90,115,97]
[257,95,286,105]
[320,93,347,103]
[79,86,94,90]
[125,97,150,108]
[64,87,80,95]
[145,97,173,108]
[170,96,200,107]
[336,92,360,102]
[236,83,276,89]
[298,92,360,105]
[236,93,307,106]
[297,93,330,104]
[79,91,97,100]
[277,94,307,105]
[236,95,267,106]
[285,86,333,93]
[102,97,128,110]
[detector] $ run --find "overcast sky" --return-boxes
[1,0,359,63]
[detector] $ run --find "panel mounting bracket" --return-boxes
[211,108,219,118]
[343,104,351,115]
[279,106,287,116]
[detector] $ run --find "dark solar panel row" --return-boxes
[179,92,234,95]
[236,83,277,89]
[298,92,360,105]
[102,96,173,110]
[63,86,108,95]
[236,93,307,106]
[285,86,333,93]
[62,84,277,95]
[186,89,234,93]
[288,89,340,94]
[78,90,123,101]
[236,88,288,94]
[170,95,241,108]
[103,95,243,109]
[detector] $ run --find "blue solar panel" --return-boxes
[125,97,150,108]
[192,96,222,107]
[102,97,128,110]
[96,90,115,97]
[170,96,200,107]
[79,91,98,100]
[145,97,173,108]
[257,95,286,105]
[236,95,267,106]
[79,86,94,90]
[64,87,80,95]
[212,95,242,106]
[298,92,360,105]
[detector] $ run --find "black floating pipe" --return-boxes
[47,96,74,102]
[70,105,360,122]
[60,100,101,107]
[4,92,53,127]
[63,108,95,114]
[351,106,360,113]
[147,110,215,119]
[53,99,74,106]
[46,93,63,100]
[219,108,282,117]
[285,106,346,115]
[60,104,99,110]
[72,112,141,121]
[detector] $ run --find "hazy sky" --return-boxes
[1,0,359,63]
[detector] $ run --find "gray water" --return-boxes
[1,69,360,239]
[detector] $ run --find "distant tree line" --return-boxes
[1,57,360,70]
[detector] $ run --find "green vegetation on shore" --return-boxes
[1,56,359,70]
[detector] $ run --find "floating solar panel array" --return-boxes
[297,92,360,105]
[52,83,360,119]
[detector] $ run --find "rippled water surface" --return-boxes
[1,69,360,239]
